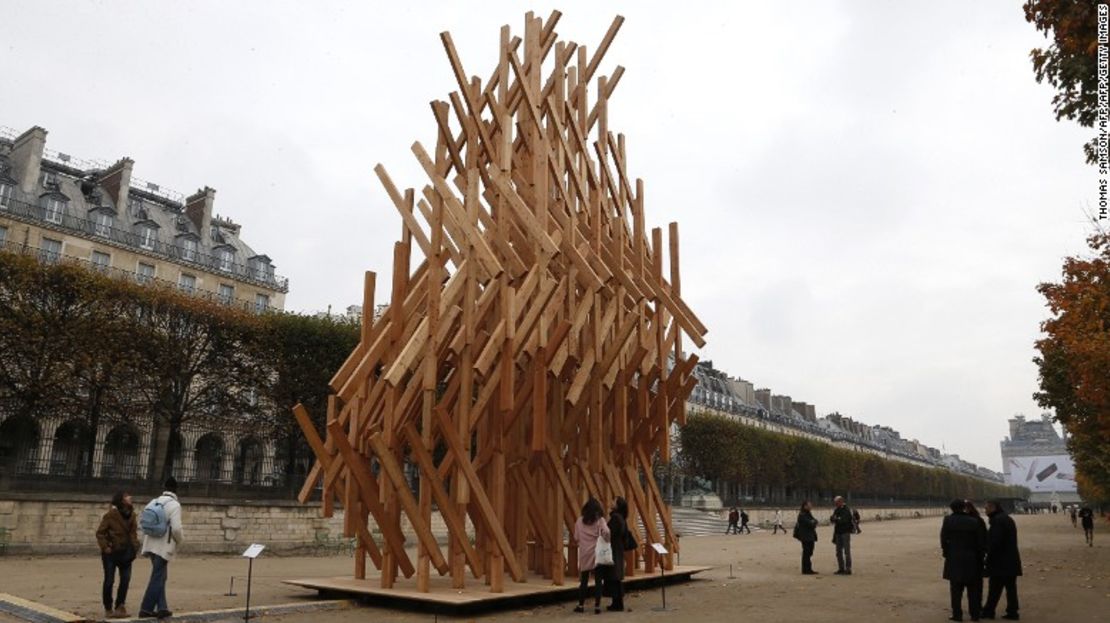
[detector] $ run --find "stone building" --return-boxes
[1000,413,1079,506]
[0,124,290,489]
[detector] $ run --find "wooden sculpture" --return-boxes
[294,10,707,594]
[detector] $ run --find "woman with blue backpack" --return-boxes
[139,477,184,619]
[95,491,140,619]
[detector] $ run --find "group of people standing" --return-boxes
[791,496,857,575]
[94,477,184,620]
[573,496,636,613]
[940,499,1022,621]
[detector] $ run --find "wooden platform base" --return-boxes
[284,566,710,615]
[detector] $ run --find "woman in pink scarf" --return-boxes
[573,497,611,613]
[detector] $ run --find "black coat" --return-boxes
[941,512,986,583]
[985,509,1022,577]
[831,505,854,535]
[795,510,818,542]
[607,512,627,580]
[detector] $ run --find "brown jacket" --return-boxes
[95,506,140,555]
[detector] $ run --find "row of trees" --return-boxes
[1034,231,1110,504]
[0,249,359,484]
[679,411,1028,503]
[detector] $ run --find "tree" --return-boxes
[1023,0,1102,164]
[258,312,360,482]
[1034,230,1110,502]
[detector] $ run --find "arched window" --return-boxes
[50,420,92,477]
[194,433,225,482]
[234,437,264,485]
[102,425,141,479]
[0,416,40,475]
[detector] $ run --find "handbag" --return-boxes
[595,534,614,566]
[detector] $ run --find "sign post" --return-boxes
[651,543,669,611]
[241,544,265,621]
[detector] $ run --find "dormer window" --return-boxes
[0,182,13,209]
[180,238,198,262]
[40,194,68,224]
[93,211,113,237]
[249,256,273,282]
[217,247,234,272]
[138,224,158,250]
[39,171,60,190]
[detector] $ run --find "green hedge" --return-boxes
[680,410,1028,501]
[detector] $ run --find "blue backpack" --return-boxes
[140,498,170,538]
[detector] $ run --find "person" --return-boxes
[573,497,611,614]
[772,509,786,535]
[966,500,987,532]
[793,500,819,574]
[604,497,631,612]
[941,499,986,621]
[726,507,740,535]
[852,508,862,534]
[739,509,751,534]
[139,477,184,619]
[981,500,1021,621]
[1078,506,1094,547]
[830,496,854,575]
[96,491,141,619]
[1069,506,1078,528]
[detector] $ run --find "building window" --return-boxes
[137,262,155,285]
[0,225,7,247]
[179,273,196,294]
[138,225,157,250]
[254,293,270,312]
[250,258,272,281]
[0,183,12,209]
[218,283,234,304]
[91,250,111,272]
[41,196,67,224]
[93,212,113,237]
[180,238,198,262]
[217,248,234,272]
[40,237,62,264]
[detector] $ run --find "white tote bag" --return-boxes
[594,533,614,566]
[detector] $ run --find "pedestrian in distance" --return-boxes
[726,507,740,535]
[1078,506,1094,547]
[604,497,633,612]
[739,509,751,534]
[794,500,819,574]
[981,500,1022,621]
[139,477,184,620]
[573,497,611,614]
[96,491,141,620]
[941,499,987,621]
[772,509,786,535]
[852,508,862,534]
[1069,506,1077,528]
[830,496,854,575]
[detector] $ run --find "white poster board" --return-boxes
[242,543,265,559]
[1003,455,1077,493]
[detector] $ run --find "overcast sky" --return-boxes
[0,1,1094,471]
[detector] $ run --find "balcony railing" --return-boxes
[0,238,279,313]
[0,194,289,293]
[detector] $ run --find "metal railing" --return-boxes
[0,194,288,292]
[0,238,280,313]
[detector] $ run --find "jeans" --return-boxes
[982,575,1019,617]
[834,532,852,571]
[140,554,169,613]
[577,569,603,607]
[100,554,133,611]
[801,540,815,573]
[949,580,982,619]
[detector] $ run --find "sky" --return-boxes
[0,1,1095,471]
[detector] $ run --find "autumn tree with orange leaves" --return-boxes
[1035,231,1110,503]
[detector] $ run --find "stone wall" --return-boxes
[0,493,345,555]
[719,505,947,528]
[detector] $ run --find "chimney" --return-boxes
[804,404,817,421]
[98,158,134,211]
[9,126,47,194]
[184,186,216,241]
[754,388,772,411]
[792,401,808,417]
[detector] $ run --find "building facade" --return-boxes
[1000,414,1080,506]
[0,124,290,490]
[0,125,287,311]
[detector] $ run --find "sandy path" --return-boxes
[0,513,1104,622]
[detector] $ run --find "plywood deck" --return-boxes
[284,565,710,615]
